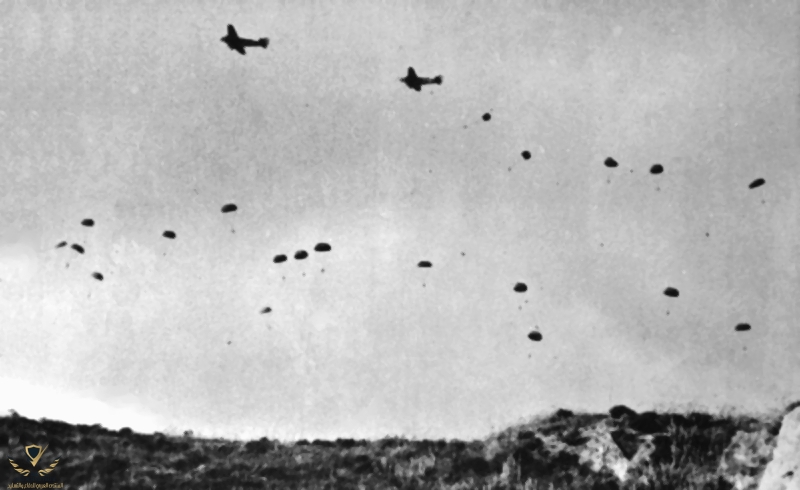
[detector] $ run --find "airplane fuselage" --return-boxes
[221,25,269,55]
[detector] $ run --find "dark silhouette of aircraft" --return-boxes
[400,67,443,92]
[221,25,269,55]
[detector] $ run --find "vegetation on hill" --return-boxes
[0,406,787,489]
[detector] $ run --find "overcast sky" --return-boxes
[0,0,798,441]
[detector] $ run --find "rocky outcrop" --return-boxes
[718,428,775,490]
[577,419,674,483]
[577,421,633,481]
[632,434,672,467]
[610,429,641,460]
[482,412,678,484]
[484,408,781,486]
[758,406,800,490]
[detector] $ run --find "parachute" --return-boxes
[261,306,272,314]
[162,231,176,239]
[650,164,664,175]
[663,287,679,298]
[735,323,751,332]
[314,243,332,252]
[417,261,432,268]
[521,151,531,160]
[294,250,308,260]
[220,204,238,233]
[604,157,618,168]
[55,241,67,249]
[71,244,85,254]
[514,282,528,293]
[482,113,491,122]
[81,219,94,227]
[748,178,765,189]
[528,331,543,342]
[91,272,104,281]
[273,254,287,264]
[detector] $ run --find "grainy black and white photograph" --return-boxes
[1,0,798,488]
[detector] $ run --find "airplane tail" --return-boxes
[258,38,270,49]
[432,75,443,85]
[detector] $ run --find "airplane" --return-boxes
[400,67,443,92]
[220,24,269,55]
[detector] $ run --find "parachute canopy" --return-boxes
[748,178,765,189]
[604,157,618,168]
[261,307,272,314]
[521,151,531,160]
[273,254,287,264]
[482,113,491,122]
[514,282,528,293]
[71,244,85,254]
[221,203,238,213]
[55,241,67,249]
[650,164,664,175]
[162,231,176,239]
[294,250,308,260]
[314,243,332,252]
[417,261,432,268]
[81,219,94,227]
[735,323,752,332]
[663,287,679,298]
[91,272,103,281]
[528,331,543,342]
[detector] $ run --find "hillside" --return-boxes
[0,405,790,489]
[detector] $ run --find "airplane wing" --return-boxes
[408,67,416,77]
[233,44,246,55]
[227,24,237,38]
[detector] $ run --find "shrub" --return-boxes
[245,437,273,454]
[629,411,666,434]
[555,409,575,418]
[453,455,493,477]
[609,405,638,419]
[341,454,373,474]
